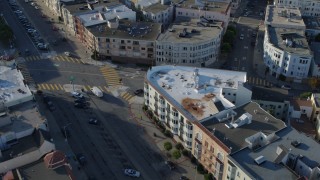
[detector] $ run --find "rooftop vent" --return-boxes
[291,140,301,147]
[254,155,266,165]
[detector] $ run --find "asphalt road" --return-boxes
[3,0,171,179]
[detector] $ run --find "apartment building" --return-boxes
[229,126,320,180]
[194,0,241,15]
[287,98,316,138]
[144,65,251,148]
[251,86,290,120]
[264,5,312,82]
[192,102,286,179]
[274,0,320,17]
[86,20,161,64]
[175,0,231,30]
[142,2,174,27]
[155,17,223,67]
[310,42,320,77]
[62,2,135,37]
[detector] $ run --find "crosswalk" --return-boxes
[120,92,134,102]
[25,55,84,64]
[247,76,272,87]
[100,66,122,86]
[37,84,110,92]
[17,63,36,87]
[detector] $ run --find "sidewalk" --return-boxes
[129,99,204,180]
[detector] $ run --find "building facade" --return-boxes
[274,0,320,17]
[264,6,312,82]
[142,3,174,27]
[88,20,161,64]
[144,66,251,149]
[175,0,231,30]
[155,24,223,67]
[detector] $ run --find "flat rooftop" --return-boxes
[310,42,320,65]
[0,101,45,136]
[133,0,159,8]
[201,102,286,153]
[88,20,161,41]
[303,17,320,30]
[19,160,69,180]
[63,1,120,15]
[146,66,247,121]
[176,0,230,14]
[265,5,305,29]
[267,26,311,55]
[252,86,289,102]
[0,66,32,107]
[157,24,222,43]
[230,127,320,179]
[143,3,170,14]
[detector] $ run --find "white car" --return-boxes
[124,169,140,177]
[71,92,84,99]
[35,6,39,9]
[281,85,291,90]
[64,51,71,56]
[240,34,244,40]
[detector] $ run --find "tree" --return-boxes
[91,50,100,60]
[182,149,190,157]
[316,33,320,42]
[197,164,205,174]
[308,77,320,90]
[164,142,172,151]
[0,17,13,43]
[227,26,237,35]
[221,43,232,53]
[175,142,184,151]
[204,173,214,180]
[223,30,236,44]
[172,149,181,159]
[299,92,312,99]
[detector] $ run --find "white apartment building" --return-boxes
[264,6,312,82]
[175,0,231,30]
[155,21,223,67]
[142,2,174,27]
[144,65,251,148]
[274,0,320,17]
[194,0,241,15]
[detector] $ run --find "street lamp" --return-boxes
[63,123,72,142]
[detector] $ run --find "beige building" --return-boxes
[192,102,286,179]
[86,20,162,64]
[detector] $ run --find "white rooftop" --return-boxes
[0,66,33,107]
[79,4,136,27]
[146,66,247,120]
[135,0,159,8]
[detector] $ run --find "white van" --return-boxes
[91,86,103,97]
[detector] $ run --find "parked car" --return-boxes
[88,118,99,125]
[240,34,244,40]
[71,91,84,99]
[180,176,189,180]
[47,101,56,111]
[124,169,140,177]
[61,127,70,138]
[74,103,88,109]
[64,51,71,56]
[76,153,86,165]
[134,89,144,95]
[281,85,291,90]
[74,98,86,104]
[165,161,175,170]
[35,6,39,9]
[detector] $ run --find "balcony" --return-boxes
[166,107,171,113]
[154,96,158,101]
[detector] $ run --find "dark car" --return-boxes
[76,153,86,165]
[88,118,99,125]
[74,98,86,104]
[61,127,70,138]
[43,95,50,103]
[165,161,175,170]
[134,89,144,95]
[74,103,88,109]
[47,101,56,111]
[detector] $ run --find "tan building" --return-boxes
[191,102,286,179]
[86,20,162,64]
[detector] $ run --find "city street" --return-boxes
[2,0,182,179]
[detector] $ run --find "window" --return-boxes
[237,172,240,177]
